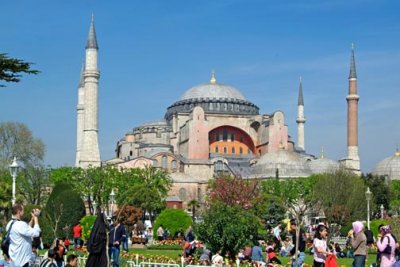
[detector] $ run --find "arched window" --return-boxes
[232,147,235,154]
[179,188,187,201]
[223,129,228,141]
[230,133,234,142]
[239,147,243,154]
[223,147,227,154]
[215,146,219,153]
[161,156,167,169]
[153,159,158,167]
[215,160,224,171]
[171,160,177,171]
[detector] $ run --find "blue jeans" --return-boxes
[122,237,128,251]
[352,255,366,267]
[292,252,305,267]
[109,246,120,267]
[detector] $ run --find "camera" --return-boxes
[32,209,41,217]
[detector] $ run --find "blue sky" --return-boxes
[1,0,399,173]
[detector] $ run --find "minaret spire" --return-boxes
[349,43,357,79]
[86,14,98,50]
[341,43,360,174]
[296,76,306,151]
[79,15,101,168]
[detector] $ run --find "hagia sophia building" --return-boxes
[75,17,400,209]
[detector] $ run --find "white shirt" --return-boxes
[6,220,41,267]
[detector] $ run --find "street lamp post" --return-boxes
[365,187,372,229]
[109,189,115,218]
[9,157,20,205]
[92,200,97,215]
[380,204,384,219]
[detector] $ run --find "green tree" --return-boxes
[0,122,45,169]
[80,215,97,242]
[196,202,259,259]
[312,169,366,226]
[363,173,390,214]
[390,180,400,214]
[121,166,172,221]
[153,208,192,237]
[44,182,85,240]
[0,53,39,87]
[18,165,50,205]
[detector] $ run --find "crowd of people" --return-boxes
[2,203,400,267]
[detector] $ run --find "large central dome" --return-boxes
[165,71,259,120]
[181,81,247,101]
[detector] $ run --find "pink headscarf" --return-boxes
[352,221,364,234]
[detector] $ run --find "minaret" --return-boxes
[75,63,85,167]
[343,43,360,174]
[80,15,101,168]
[296,77,306,151]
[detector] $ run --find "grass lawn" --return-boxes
[128,248,378,266]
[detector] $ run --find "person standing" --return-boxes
[157,225,164,241]
[351,221,367,267]
[72,223,82,249]
[251,241,265,265]
[377,225,396,267]
[108,219,126,267]
[289,219,306,267]
[186,226,195,242]
[7,204,41,267]
[313,224,331,267]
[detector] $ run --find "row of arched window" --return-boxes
[152,156,178,170]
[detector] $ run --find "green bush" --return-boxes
[80,215,97,242]
[153,209,192,237]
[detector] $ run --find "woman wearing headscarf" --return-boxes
[377,225,396,267]
[351,221,367,267]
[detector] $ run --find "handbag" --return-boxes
[381,236,392,254]
[1,220,16,257]
[325,254,339,267]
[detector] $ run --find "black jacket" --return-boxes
[109,223,126,247]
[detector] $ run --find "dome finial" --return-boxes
[210,69,217,84]
[395,147,400,157]
[320,146,325,159]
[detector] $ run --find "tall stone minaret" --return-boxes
[343,43,360,174]
[75,64,85,167]
[296,77,306,151]
[80,15,101,168]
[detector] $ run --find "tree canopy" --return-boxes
[0,53,39,87]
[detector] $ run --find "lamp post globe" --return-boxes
[9,157,20,205]
[380,204,384,219]
[365,187,372,229]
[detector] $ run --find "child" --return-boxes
[266,243,282,264]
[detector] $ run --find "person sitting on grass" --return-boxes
[266,242,281,264]
[65,254,78,267]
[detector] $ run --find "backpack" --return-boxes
[1,220,16,257]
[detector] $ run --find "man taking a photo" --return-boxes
[7,204,41,267]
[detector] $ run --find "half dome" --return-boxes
[251,149,312,178]
[372,150,400,180]
[309,157,340,174]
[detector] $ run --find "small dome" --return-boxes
[372,150,400,180]
[309,157,340,174]
[251,149,312,178]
